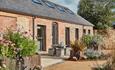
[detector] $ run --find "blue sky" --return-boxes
[48,0,80,13]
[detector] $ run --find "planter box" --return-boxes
[65,47,71,56]
[24,54,41,70]
[5,58,16,70]
[55,48,65,57]
[4,54,41,70]
[48,48,55,56]
[48,47,71,57]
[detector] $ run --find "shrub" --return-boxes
[82,35,92,48]
[0,39,15,58]
[3,30,37,57]
[70,40,85,52]
[94,49,115,70]
[82,35,103,49]
[94,61,112,70]
[82,35,103,59]
[84,49,103,59]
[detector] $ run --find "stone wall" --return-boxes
[0,11,94,52]
[0,15,17,33]
[102,29,115,49]
[94,29,115,49]
[35,18,93,51]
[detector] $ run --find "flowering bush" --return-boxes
[0,29,37,59]
[4,30,37,57]
[0,39,15,57]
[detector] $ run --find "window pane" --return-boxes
[88,30,91,34]
[75,28,79,40]
[65,8,74,15]
[44,1,55,8]
[57,6,65,12]
[83,29,86,35]
[32,0,42,5]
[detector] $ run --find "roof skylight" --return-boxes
[44,1,55,8]
[66,9,74,15]
[32,0,42,5]
[57,6,65,12]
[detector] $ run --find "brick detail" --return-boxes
[0,15,17,33]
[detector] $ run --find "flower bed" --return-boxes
[0,29,39,69]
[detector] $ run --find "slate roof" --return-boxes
[0,0,93,26]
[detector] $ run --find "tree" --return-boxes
[78,0,113,29]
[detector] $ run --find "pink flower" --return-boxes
[24,31,28,34]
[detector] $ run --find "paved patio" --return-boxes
[39,52,64,68]
[41,56,64,68]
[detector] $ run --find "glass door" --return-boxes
[65,27,70,47]
[37,25,46,51]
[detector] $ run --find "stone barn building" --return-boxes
[0,0,93,52]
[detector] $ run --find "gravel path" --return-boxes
[44,60,106,70]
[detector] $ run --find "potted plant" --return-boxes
[69,40,85,60]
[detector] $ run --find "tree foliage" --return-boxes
[78,0,114,29]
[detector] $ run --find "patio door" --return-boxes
[65,27,70,47]
[37,25,46,51]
